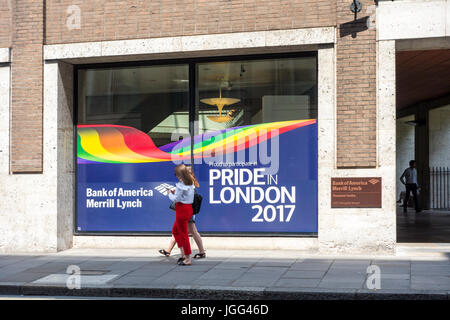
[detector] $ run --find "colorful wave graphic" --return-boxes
[77,119,316,164]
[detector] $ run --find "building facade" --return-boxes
[0,0,449,254]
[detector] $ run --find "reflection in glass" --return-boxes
[78,56,317,148]
[195,57,317,134]
[78,64,189,147]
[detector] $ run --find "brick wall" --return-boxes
[335,0,377,168]
[0,0,12,47]
[4,1,379,172]
[10,0,44,172]
[44,0,336,44]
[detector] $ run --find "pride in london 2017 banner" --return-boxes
[76,119,318,234]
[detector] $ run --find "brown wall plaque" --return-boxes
[331,177,382,208]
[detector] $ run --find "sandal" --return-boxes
[193,253,206,259]
[178,260,191,266]
[158,249,171,257]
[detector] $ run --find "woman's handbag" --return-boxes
[192,190,203,215]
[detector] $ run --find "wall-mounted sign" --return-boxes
[331,177,382,208]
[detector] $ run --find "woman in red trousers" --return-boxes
[167,164,195,266]
[159,165,206,260]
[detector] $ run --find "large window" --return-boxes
[76,53,318,235]
[78,64,189,148]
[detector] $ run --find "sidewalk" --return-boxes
[1,244,449,300]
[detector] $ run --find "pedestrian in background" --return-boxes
[400,160,421,213]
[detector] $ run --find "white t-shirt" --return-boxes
[401,167,418,185]
[168,181,194,204]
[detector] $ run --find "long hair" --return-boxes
[174,164,193,186]
[186,165,200,188]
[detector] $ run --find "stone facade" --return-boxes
[3,0,446,254]
[3,0,377,172]
[0,60,74,252]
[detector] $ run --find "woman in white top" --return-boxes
[167,164,195,265]
[159,165,206,260]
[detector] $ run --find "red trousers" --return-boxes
[172,203,193,256]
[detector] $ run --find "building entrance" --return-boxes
[395,49,450,243]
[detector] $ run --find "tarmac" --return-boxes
[0,243,449,300]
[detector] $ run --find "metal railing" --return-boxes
[429,167,450,210]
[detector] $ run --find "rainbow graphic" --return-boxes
[77,119,316,164]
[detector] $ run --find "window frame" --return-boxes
[74,51,318,237]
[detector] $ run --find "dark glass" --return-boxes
[195,57,317,134]
[78,64,189,147]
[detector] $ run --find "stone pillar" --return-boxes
[0,61,74,253]
[0,53,10,174]
[415,108,430,209]
[0,53,58,253]
[44,61,75,252]
[57,62,75,250]
[317,39,397,254]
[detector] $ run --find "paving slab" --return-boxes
[272,278,321,288]
[411,276,450,290]
[152,271,205,285]
[378,280,411,290]
[214,260,259,269]
[371,260,411,266]
[289,262,332,271]
[111,276,160,286]
[231,274,282,287]
[282,270,327,279]
[265,287,357,300]
[32,274,120,286]
[254,259,297,268]
[0,257,35,268]
[318,278,366,289]
[112,283,176,290]
[231,279,278,287]
[0,272,50,283]
[331,260,372,267]
[411,265,450,276]
[245,266,289,275]
[0,260,64,281]
[197,269,247,281]
[376,266,411,274]
[380,274,410,280]
[191,279,235,286]
[123,268,172,278]
[168,264,216,272]
[325,269,368,277]
[19,262,74,274]
[0,247,449,299]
